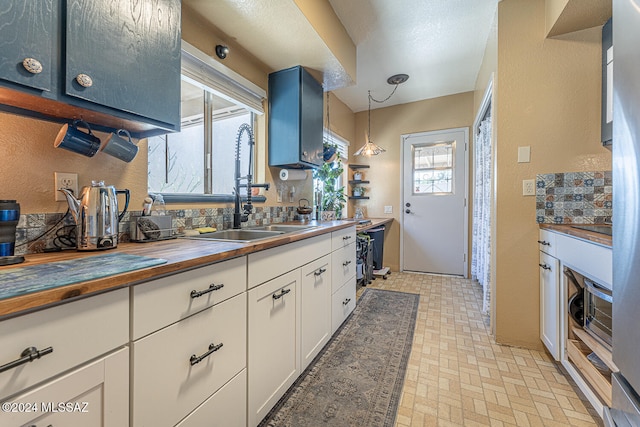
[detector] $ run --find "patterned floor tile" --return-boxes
[358,272,602,427]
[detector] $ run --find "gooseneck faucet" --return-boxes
[233,123,270,229]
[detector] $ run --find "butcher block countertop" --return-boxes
[539,223,612,247]
[0,220,355,319]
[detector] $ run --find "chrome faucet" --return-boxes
[233,123,270,229]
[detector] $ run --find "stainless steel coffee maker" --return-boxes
[59,181,130,250]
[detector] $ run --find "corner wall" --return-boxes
[494,0,611,349]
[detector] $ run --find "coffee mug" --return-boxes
[102,129,138,162]
[54,120,101,157]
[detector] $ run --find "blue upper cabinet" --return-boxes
[0,0,181,139]
[0,1,54,92]
[268,66,323,169]
[65,0,181,129]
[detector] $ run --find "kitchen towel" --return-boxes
[0,253,167,300]
[279,169,307,181]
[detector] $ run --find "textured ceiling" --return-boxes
[183,0,499,113]
[329,0,499,112]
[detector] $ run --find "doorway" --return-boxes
[400,128,469,276]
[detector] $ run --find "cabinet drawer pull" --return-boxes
[342,235,352,241]
[22,58,43,74]
[272,288,291,300]
[343,298,351,306]
[343,260,352,267]
[190,283,224,298]
[537,240,550,246]
[314,267,327,276]
[539,263,551,271]
[0,346,53,374]
[189,342,223,366]
[75,73,93,88]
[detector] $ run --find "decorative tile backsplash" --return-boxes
[536,171,612,224]
[15,206,298,255]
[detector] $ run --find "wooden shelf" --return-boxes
[567,338,612,406]
[348,180,370,185]
[572,327,617,372]
[349,196,369,200]
[349,164,370,169]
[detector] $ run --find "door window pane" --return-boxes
[413,141,454,194]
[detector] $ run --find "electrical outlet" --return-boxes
[522,179,536,196]
[54,172,79,201]
[384,205,393,214]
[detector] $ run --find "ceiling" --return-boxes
[183,0,499,113]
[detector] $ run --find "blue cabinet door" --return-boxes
[64,0,181,127]
[0,0,54,92]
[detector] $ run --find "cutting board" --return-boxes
[0,253,167,301]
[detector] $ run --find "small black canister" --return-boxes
[0,200,20,257]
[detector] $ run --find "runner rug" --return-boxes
[259,288,420,427]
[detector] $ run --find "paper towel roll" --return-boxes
[279,169,307,181]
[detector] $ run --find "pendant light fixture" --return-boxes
[354,73,409,156]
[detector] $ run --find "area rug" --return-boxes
[259,288,420,427]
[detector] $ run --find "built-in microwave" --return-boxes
[583,277,613,350]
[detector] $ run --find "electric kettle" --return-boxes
[59,181,130,250]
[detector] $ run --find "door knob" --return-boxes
[405,202,411,207]
[405,209,411,214]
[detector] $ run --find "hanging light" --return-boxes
[354,74,409,156]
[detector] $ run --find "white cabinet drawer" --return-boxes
[1,347,129,427]
[132,293,246,427]
[176,369,246,427]
[332,226,356,251]
[331,242,357,293]
[538,229,557,256]
[0,288,128,400]
[248,234,331,289]
[132,256,246,339]
[332,277,356,334]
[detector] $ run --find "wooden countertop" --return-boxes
[354,217,393,232]
[0,221,355,319]
[539,223,612,247]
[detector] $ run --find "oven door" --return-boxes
[584,278,613,350]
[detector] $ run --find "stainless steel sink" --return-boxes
[182,229,285,242]
[251,224,317,232]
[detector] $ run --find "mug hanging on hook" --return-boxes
[102,129,138,163]
[54,119,101,157]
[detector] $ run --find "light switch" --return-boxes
[384,205,392,214]
[518,146,531,163]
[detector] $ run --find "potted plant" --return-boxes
[352,186,367,197]
[313,148,346,219]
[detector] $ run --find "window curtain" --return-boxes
[472,115,492,314]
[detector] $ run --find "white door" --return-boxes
[401,128,468,276]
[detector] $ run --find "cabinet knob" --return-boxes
[76,73,93,88]
[22,58,43,74]
[539,263,551,271]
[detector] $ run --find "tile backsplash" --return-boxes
[536,171,612,224]
[15,206,298,255]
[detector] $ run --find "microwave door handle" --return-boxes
[584,280,613,303]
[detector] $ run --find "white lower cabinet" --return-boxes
[301,255,332,369]
[330,227,357,334]
[332,277,357,333]
[131,293,246,427]
[539,250,560,360]
[0,288,129,400]
[175,369,246,427]
[1,347,129,427]
[248,269,301,427]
